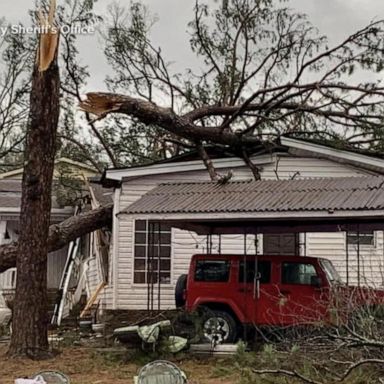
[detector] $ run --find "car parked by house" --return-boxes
[175,254,384,343]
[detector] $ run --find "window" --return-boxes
[239,260,271,284]
[195,260,230,282]
[347,231,374,246]
[134,220,171,284]
[263,233,299,255]
[282,262,317,285]
[320,259,342,284]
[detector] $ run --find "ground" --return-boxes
[0,344,238,384]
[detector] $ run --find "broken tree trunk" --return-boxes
[8,0,60,359]
[0,204,113,274]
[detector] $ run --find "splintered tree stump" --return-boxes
[7,0,60,359]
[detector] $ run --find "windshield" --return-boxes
[320,259,343,284]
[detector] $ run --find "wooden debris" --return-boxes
[80,282,106,318]
[79,93,125,119]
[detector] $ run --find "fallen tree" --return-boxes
[0,203,113,274]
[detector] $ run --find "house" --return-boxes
[0,157,100,310]
[0,157,99,180]
[89,138,384,311]
[0,179,74,294]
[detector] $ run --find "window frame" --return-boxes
[133,219,172,285]
[238,260,272,284]
[346,230,375,247]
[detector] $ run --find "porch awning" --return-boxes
[120,176,384,234]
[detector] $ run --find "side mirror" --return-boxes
[310,276,322,288]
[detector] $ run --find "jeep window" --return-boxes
[239,260,271,284]
[195,260,230,282]
[282,262,317,285]
[320,259,342,284]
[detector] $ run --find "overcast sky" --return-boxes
[3,0,384,92]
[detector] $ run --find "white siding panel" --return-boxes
[306,231,384,288]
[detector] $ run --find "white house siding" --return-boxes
[306,231,384,288]
[106,155,380,311]
[86,233,101,296]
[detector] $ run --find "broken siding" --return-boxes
[86,257,100,295]
[112,156,378,310]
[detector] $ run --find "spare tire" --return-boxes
[175,274,188,308]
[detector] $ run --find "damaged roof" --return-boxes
[122,176,384,215]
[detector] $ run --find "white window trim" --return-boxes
[345,230,377,248]
[132,219,173,286]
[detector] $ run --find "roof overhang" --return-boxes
[105,154,276,181]
[103,138,384,184]
[281,137,384,174]
[0,207,73,222]
[120,210,384,235]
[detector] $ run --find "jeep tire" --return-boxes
[175,274,188,308]
[201,309,238,344]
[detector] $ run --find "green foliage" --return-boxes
[2,0,384,170]
[101,0,384,161]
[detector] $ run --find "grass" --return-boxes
[1,337,383,384]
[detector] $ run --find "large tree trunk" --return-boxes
[0,204,113,274]
[7,2,60,359]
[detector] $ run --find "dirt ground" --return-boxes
[0,344,238,384]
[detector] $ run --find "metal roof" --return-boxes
[123,176,384,215]
[0,179,69,211]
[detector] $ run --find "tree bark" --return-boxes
[7,3,60,358]
[0,204,113,274]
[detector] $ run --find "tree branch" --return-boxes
[0,204,113,274]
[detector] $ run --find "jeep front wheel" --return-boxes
[201,310,237,344]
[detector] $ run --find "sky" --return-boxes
[2,0,384,92]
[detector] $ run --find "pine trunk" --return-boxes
[7,39,60,358]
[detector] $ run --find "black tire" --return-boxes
[175,274,188,308]
[201,309,238,344]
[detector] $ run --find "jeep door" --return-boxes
[238,258,282,325]
[276,261,328,325]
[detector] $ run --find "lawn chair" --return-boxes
[135,360,187,384]
[31,371,70,384]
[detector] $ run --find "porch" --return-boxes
[115,176,384,311]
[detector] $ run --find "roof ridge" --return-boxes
[156,175,383,187]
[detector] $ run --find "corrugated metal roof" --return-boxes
[123,176,384,215]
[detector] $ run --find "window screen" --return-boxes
[282,262,317,285]
[239,260,271,284]
[195,260,230,282]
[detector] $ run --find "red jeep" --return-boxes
[175,254,384,343]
